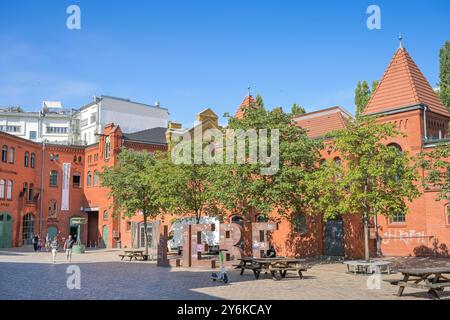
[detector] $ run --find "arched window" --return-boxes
[387,143,403,181]
[9,147,14,163]
[0,179,5,199]
[24,151,29,167]
[6,180,12,200]
[49,170,58,186]
[78,156,82,163]
[22,213,34,245]
[93,170,100,186]
[87,171,92,187]
[103,210,108,220]
[231,215,244,227]
[48,200,58,219]
[293,214,307,234]
[22,182,28,199]
[30,153,35,168]
[28,184,34,202]
[73,155,77,163]
[1,145,7,162]
[387,143,402,152]
[104,136,111,159]
[256,215,268,222]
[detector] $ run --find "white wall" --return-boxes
[99,97,168,133]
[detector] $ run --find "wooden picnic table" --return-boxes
[385,267,450,299]
[234,257,307,280]
[344,260,393,275]
[119,250,148,261]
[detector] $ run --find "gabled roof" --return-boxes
[294,106,352,138]
[122,127,167,145]
[364,48,450,117]
[235,95,257,119]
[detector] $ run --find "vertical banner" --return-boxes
[61,163,71,211]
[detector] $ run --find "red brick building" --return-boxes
[0,123,166,249]
[1,45,449,259]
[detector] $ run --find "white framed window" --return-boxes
[0,179,5,199]
[6,180,12,200]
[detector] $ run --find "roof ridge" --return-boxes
[402,49,421,104]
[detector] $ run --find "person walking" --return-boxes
[64,235,75,262]
[50,237,58,263]
[32,235,39,252]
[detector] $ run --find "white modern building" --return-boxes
[73,95,169,145]
[0,96,169,145]
[0,102,72,143]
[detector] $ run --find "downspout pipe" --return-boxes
[423,105,428,141]
[39,141,45,237]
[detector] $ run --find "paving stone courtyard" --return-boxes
[1,248,449,300]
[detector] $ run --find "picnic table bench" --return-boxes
[344,260,393,275]
[234,257,307,280]
[385,267,450,300]
[119,250,148,261]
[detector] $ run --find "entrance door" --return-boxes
[0,213,13,248]
[139,222,153,248]
[22,213,34,245]
[324,218,344,256]
[102,225,108,248]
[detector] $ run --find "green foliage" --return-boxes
[308,117,420,220]
[355,80,379,117]
[416,143,450,202]
[101,148,167,219]
[158,142,222,223]
[211,101,322,222]
[291,103,306,116]
[100,148,168,255]
[255,94,265,108]
[439,41,450,111]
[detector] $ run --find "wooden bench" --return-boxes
[119,250,147,261]
[269,265,308,280]
[386,268,450,299]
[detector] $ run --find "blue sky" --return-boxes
[0,0,449,126]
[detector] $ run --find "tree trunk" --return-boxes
[363,212,370,262]
[143,215,149,258]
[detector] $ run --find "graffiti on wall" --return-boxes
[381,229,430,245]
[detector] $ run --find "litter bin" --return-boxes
[116,240,121,249]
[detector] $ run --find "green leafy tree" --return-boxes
[355,80,379,117]
[291,103,306,116]
[157,142,221,223]
[255,94,265,108]
[101,148,167,257]
[439,41,450,111]
[212,101,322,253]
[416,143,450,201]
[307,117,420,261]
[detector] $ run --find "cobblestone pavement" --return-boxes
[1,248,449,300]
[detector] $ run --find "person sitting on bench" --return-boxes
[264,245,276,258]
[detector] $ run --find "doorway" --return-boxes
[0,213,12,248]
[102,225,108,248]
[22,213,34,245]
[324,217,344,256]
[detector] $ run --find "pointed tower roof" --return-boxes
[363,47,449,117]
[235,95,257,119]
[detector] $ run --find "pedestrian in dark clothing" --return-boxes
[32,235,39,252]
